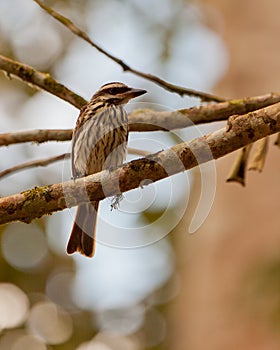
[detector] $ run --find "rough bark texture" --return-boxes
[0,54,87,109]
[0,93,279,147]
[1,102,280,225]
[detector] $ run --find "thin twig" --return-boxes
[0,54,87,109]
[0,148,146,179]
[0,153,70,179]
[127,148,150,157]
[33,0,224,102]
[1,101,280,225]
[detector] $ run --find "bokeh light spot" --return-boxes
[78,332,140,350]
[2,223,48,270]
[0,283,29,330]
[77,341,112,350]
[46,271,76,310]
[96,304,145,335]
[27,301,73,345]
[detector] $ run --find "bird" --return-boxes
[67,82,147,257]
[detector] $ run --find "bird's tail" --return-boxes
[67,202,99,257]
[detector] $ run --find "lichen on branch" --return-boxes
[0,54,87,109]
[1,101,280,225]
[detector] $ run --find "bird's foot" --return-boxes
[110,194,123,210]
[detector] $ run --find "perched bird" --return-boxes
[67,82,147,257]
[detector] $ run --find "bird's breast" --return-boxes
[72,105,128,177]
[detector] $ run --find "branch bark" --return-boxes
[0,54,87,109]
[1,93,279,146]
[128,92,280,131]
[1,101,280,225]
[0,129,73,146]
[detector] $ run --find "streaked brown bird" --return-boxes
[67,82,147,257]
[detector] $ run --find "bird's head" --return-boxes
[92,82,147,105]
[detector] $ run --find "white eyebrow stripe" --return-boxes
[99,82,128,91]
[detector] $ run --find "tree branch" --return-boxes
[1,101,280,225]
[1,93,279,146]
[0,54,87,109]
[33,0,224,102]
[0,153,70,179]
[0,148,147,179]
[0,129,73,146]
[128,92,280,131]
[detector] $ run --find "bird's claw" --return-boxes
[110,194,123,210]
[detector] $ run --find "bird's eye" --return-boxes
[107,87,129,94]
[108,88,119,94]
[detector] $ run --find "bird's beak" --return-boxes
[124,88,147,100]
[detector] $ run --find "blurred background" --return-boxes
[0,0,280,349]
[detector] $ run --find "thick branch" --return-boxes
[1,93,279,146]
[33,0,224,102]
[1,102,280,225]
[0,54,87,109]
